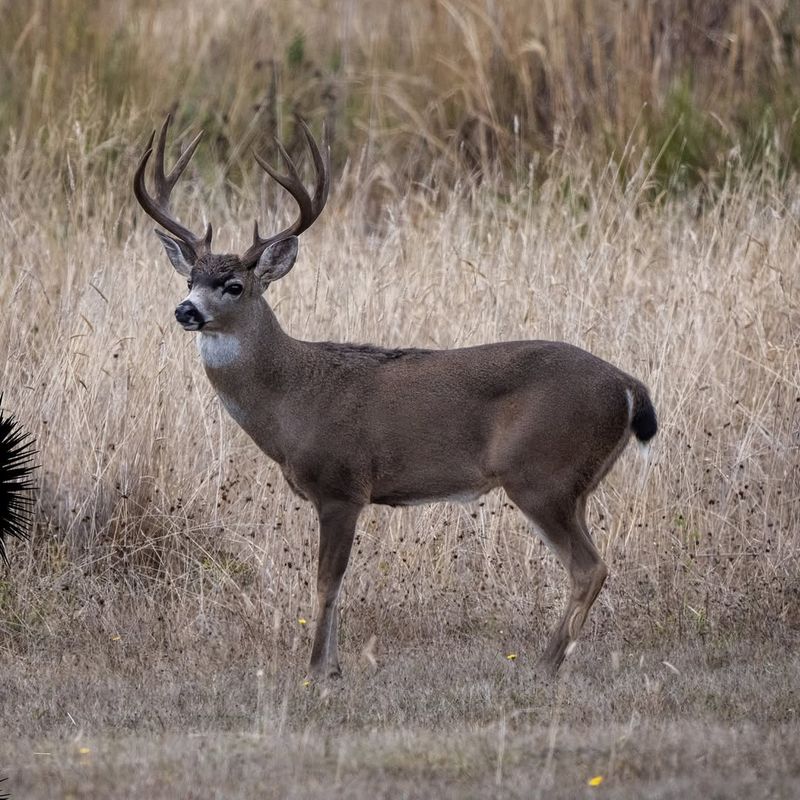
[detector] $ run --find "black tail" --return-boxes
[630,383,658,443]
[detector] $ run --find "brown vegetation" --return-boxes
[2,0,800,183]
[0,1,798,797]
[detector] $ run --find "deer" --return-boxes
[133,115,657,680]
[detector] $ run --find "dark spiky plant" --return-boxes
[0,394,37,564]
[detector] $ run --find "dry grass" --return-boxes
[1,2,799,798]
[1,140,798,794]
[2,0,800,180]
[1,134,796,641]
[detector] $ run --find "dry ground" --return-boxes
[2,633,799,799]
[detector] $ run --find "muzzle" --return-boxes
[175,301,204,330]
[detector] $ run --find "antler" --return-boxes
[241,118,330,268]
[133,114,212,260]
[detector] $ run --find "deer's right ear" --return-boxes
[154,229,194,277]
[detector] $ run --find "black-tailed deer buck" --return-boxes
[134,116,657,678]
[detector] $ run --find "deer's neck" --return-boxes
[198,298,296,378]
[197,299,302,459]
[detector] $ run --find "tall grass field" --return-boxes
[0,1,798,797]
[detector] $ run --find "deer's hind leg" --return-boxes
[505,486,608,675]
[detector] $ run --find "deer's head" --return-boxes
[134,116,329,332]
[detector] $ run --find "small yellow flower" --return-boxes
[302,679,311,688]
[298,618,307,626]
[78,747,91,755]
[110,634,121,641]
[506,653,517,661]
[587,775,604,787]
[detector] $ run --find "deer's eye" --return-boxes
[187,280,193,290]
[224,283,243,296]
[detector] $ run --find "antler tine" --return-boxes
[298,118,331,215]
[253,141,314,225]
[153,114,204,207]
[133,114,211,258]
[243,118,331,267]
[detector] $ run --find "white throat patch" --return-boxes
[197,332,242,369]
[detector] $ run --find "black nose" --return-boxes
[175,301,203,328]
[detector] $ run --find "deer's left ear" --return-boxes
[254,237,299,288]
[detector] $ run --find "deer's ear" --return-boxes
[254,237,298,289]
[154,229,194,277]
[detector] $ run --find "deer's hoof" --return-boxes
[307,664,343,682]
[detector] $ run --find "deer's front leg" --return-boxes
[309,500,361,679]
